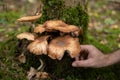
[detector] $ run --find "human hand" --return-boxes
[72,45,109,68]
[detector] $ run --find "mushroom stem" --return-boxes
[37,58,45,71]
[29,23,34,32]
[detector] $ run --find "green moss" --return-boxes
[35,1,120,80]
[61,6,89,43]
[37,0,64,23]
[37,0,89,43]
[0,11,20,25]
[87,33,112,53]
[0,37,27,80]
[88,27,120,53]
[1,0,120,80]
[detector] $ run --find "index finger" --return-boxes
[80,45,96,52]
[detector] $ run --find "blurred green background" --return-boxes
[0,0,120,80]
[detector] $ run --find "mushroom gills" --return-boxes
[27,36,50,55]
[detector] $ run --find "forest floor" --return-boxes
[0,0,120,80]
[87,0,120,52]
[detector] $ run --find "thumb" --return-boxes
[72,60,92,67]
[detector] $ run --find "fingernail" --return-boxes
[72,62,77,67]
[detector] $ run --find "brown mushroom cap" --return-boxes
[17,32,36,41]
[48,35,80,60]
[57,25,79,32]
[34,25,45,33]
[17,13,42,22]
[27,35,50,55]
[33,20,82,36]
[43,20,67,29]
[44,20,82,36]
[57,25,82,36]
[48,44,65,60]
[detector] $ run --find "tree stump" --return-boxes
[16,0,89,79]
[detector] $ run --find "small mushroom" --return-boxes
[57,25,79,32]
[27,35,50,55]
[34,25,45,33]
[27,67,37,80]
[43,20,67,29]
[16,53,26,63]
[17,13,42,22]
[17,32,37,41]
[57,25,82,37]
[34,24,57,34]
[48,35,80,60]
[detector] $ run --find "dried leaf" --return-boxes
[111,24,118,29]
[28,0,36,3]
[36,72,49,79]
[17,53,26,63]
[118,34,120,38]
[118,43,120,48]
[27,67,49,80]
[94,12,99,17]
[112,10,116,15]
[100,39,108,44]
[27,67,37,80]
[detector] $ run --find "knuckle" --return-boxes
[89,45,94,47]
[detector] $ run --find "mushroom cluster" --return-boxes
[17,15,82,60]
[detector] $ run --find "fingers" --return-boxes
[72,45,96,68]
[75,57,79,61]
[75,45,90,60]
[72,45,102,68]
[80,45,95,51]
[72,59,93,67]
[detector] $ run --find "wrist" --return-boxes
[103,54,112,67]
[93,54,110,68]
[105,52,120,66]
[98,54,111,67]
[101,49,120,67]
